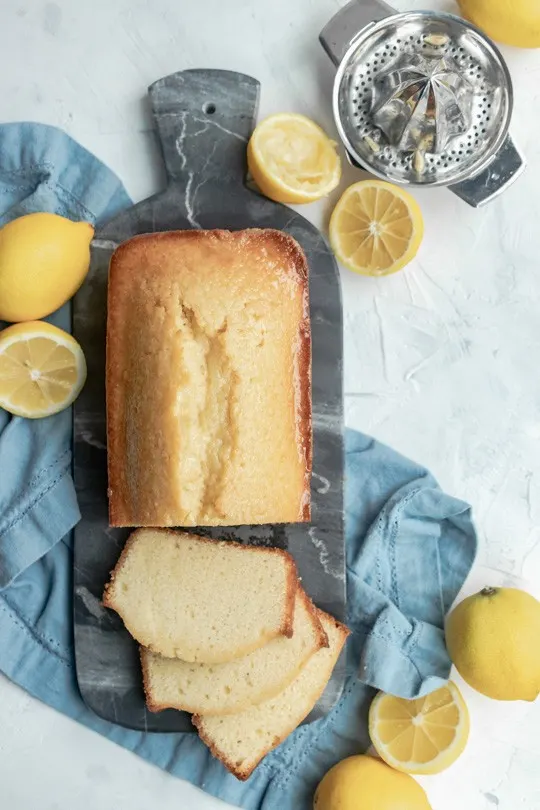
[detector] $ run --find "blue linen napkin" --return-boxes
[0,122,130,588]
[0,122,478,810]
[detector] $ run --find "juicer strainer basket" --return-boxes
[320,0,525,206]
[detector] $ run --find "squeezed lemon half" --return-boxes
[247,113,341,204]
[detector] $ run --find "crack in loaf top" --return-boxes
[106,228,312,528]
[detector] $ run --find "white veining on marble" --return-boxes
[174,111,189,170]
[183,172,200,228]
[174,113,200,227]
[191,115,248,143]
[312,471,331,494]
[308,527,345,581]
[74,586,108,621]
[77,429,106,450]
[312,412,340,428]
[175,112,247,226]
[91,238,120,251]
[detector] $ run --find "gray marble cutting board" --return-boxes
[73,69,345,733]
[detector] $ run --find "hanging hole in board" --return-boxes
[204,103,216,115]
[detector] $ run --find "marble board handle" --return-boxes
[148,69,260,187]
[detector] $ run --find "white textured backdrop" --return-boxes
[0,0,539,808]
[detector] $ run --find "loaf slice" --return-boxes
[103,529,298,663]
[141,587,328,716]
[193,611,350,780]
[106,228,312,528]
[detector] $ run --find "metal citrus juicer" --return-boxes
[320,0,525,206]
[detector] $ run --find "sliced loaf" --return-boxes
[141,587,328,716]
[193,610,350,780]
[103,529,298,663]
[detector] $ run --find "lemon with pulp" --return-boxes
[369,682,470,775]
[314,754,431,810]
[329,180,423,276]
[458,0,540,48]
[446,587,540,701]
[0,321,87,418]
[0,212,94,322]
[247,113,341,204]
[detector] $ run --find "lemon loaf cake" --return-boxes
[106,228,312,527]
[103,529,298,663]
[141,586,328,716]
[193,611,350,779]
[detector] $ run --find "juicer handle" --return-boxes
[320,0,396,66]
[449,135,526,207]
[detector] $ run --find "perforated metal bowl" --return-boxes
[320,0,525,207]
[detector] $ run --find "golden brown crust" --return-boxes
[102,528,299,651]
[317,610,351,645]
[191,714,244,775]
[139,647,163,714]
[193,609,351,781]
[194,713,289,781]
[193,713,284,780]
[255,230,312,520]
[106,228,312,528]
[299,589,329,650]
[101,527,143,609]
[280,558,298,639]
[105,241,131,528]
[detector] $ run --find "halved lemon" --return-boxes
[0,321,87,418]
[369,682,470,775]
[247,113,341,204]
[329,180,424,276]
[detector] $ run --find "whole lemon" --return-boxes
[458,0,540,48]
[314,755,432,810]
[0,212,94,322]
[446,587,540,701]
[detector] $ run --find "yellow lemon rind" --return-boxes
[458,0,540,49]
[0,213,94,323]
[445,587,540,702]
[247,113,341,205]
[0,321,87,419]
[329,180,424,277]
